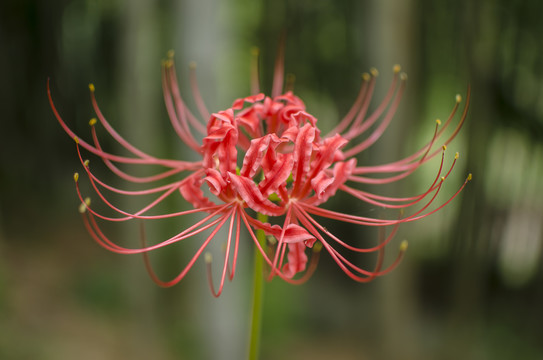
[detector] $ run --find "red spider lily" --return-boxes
[48,49,470,297]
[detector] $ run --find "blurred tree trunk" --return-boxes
[117,0,165,358]
[363,0,422,359]
[174,1,250,359]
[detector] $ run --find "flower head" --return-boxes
[48,47,470,296]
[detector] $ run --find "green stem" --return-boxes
[248,212,267,360]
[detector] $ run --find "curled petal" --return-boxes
[227,172,284,216]
[179,174,215,208]
[259,153,293,197]
[240,134,284,178]
[292,123,316,194]
[250,221,316,244]
[311,158,357,205]
[232,93,265,110]
[204,168,227,195]
[282,242,308,278]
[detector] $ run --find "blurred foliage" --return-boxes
[1,0,542,359]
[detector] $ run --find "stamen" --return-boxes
[436,119,441,126]
[393,64,401,73]
[370,67,379,77]
[251,47,261,95]
[400,240,408,252]
[73,172,79,182]
[89,118,97,126]
[88,83,95,92]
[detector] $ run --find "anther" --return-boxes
[267,235,277,245]
[400,72,408,81]
[167,50,174,59]
[456,94,462,103]
[89,118,97,126]
[88,83,95,92]
[442,145,447,151]
[393,64,401,73]
[400,240,408,252]
[467,173,473,181]
[313,242,323,252]
[436,119,441,125]
[362,72,370,81]
[455,152,459,159]
[189,61,197,70]
[251,47,260,57]
[441,176,445,181]
[205,252,213,264]
[84,160,90,167]
[73,172,79,182]
[78,197,91,213]
[370,67,379,77]
[74,136,79,144]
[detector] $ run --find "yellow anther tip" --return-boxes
[442,145,447,151]
[456,94,462,103]
[251,47,260,56]
[393,64,401,73]
[441,176,446,181]
[400,72,408,81]
[189,61,197,70]
[400,240,408,252]
[362,72,370,81]
[205,252,213,263]
[83,160,90,167]
[73,173,79,182]
[88,83,95,92]
[455,152,459,159]
[467,173,473,181]
[167,49,174,59]
[436,119,442,125]
[89,118,97,126]
[370,67,379,77]
[74,136,79,144]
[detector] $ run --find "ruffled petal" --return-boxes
[282,242,308,278]
[179,174,215,208]
[227,172,284,216]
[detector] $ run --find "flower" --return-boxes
[48,48,470,297]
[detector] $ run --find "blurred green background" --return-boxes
[1,0,543,359]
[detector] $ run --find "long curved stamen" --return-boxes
[188,62,211,129]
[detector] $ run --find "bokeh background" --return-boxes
[1,0,543,359]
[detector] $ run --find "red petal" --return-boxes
[232,93,265,110]
[292,123,315,194]
[179,174,215,208]
[204,168,227,195]
[259,152,293,197]
[282,242,308,278]
[227,172,284,216]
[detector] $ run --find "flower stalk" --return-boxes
[248,212,268,360]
